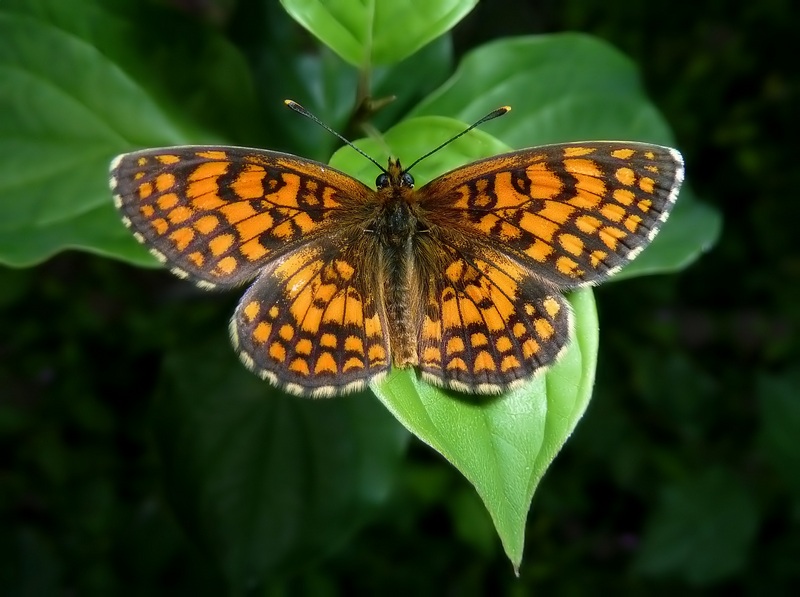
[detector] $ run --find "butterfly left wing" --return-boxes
[230,230,392,397]
[110,146,373,289]
[416,141,684,288]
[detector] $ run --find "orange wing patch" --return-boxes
[110,146,372,288]
[230,238,391,397]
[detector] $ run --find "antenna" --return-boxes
[284,100,511,174]
[403,106,510,174]
[284,100,387,173]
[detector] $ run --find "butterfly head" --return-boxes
[376,158,414,191]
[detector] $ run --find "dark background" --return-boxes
[1,0,798,594]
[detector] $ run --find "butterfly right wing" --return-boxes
[110,146,374,289]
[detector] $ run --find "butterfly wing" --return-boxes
[416,141,684,287]
[412,232,572,393]
[110,146,374,289]
[410,141,683,391]
[230,229,392,397]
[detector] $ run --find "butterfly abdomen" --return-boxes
[370,197,421,368]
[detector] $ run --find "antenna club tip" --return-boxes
[501,105,511,113]
[284,99,301,110]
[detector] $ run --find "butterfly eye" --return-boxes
[401,172,414,188]
[376,173,389,189]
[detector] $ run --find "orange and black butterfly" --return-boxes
[109,103,683,397]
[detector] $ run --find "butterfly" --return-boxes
[109,103,683,397]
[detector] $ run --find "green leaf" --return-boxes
[373,290,597,571]
[247,5,452,162]
[634,469,759,585]
[412,34,650,142]
[0,6,179,266]
[154,338,409,591]
[369,35,454,130]
[0,203,155,267]
[328,114,511,187]
[412,33,722,277]
[612,191,721,281]
[280,0,476,67]
[758,371,800,496]
[0,0,259,267]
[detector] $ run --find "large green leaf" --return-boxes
[634,469,759,585]
[0,0,259,267]
[375,290,597,571]
[154,338,409,590]
[412,33,722,278]
[280,0,475,67]
[758,370,800,496]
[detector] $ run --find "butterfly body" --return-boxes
[110,139,683,397]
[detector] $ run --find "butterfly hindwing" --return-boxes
[415,237,572,393]
[110,146,373,288]
[417,141,684,288]
[230,232,392,397]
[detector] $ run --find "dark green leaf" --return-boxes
[254,35,451,161]
[634,469,759,585]
[369,35,454,130]
[758,371,800,496]
[244,0,360,161]
[154,338,409,590]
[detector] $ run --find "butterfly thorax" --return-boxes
[372,158,421,246]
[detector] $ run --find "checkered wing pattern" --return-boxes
[414,235,572,394]
[229,233,391,397]
[418,142,684,288]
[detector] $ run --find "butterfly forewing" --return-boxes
[110,146,373,288]
[417,142,684,288]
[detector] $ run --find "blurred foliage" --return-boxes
[1,0,798,594]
